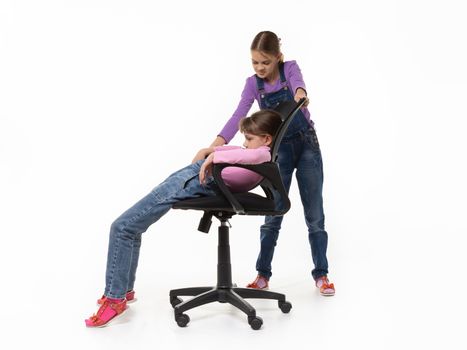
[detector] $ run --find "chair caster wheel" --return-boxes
[175,313,190,327]
[278,300,292,313]
[170,296,183,308]
[248,316,263,330]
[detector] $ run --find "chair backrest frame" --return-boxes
[270,98,307,161]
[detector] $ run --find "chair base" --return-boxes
[169,216,292,330]
[169,285,291,330]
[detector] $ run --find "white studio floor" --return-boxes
[2,208,466,350]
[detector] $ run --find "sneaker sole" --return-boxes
[320,291,335,296]
[246,286,269,291]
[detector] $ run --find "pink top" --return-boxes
[213,145,271,193]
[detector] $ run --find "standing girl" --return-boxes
[193,31,335,296]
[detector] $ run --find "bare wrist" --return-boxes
[295,87,307,95]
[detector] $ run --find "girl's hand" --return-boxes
[192,136,226,163]
[294,88,309,107]
[199,153,214,184]
[192,147,213,164]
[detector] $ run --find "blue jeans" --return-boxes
[104,160,216,299]
[256,128,329,281]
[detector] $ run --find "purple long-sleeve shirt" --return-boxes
[218,60,311,143]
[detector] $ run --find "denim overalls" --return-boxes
[255,64,329,281]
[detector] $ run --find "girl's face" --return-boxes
[251,50,281,82]
[243,133,272,149]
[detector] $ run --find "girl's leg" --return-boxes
[127,233,141,294]
[255,143,295,280]
[104,191,173,299]
[295,129,329,280]
[104,160,214,299]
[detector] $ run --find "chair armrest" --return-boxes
[211,162,290,215]
[211,163,245,214]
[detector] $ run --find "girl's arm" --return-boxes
[295,87,309,106]
[213,147,270,165]
[199,153,215,184]
[217,78,255,143]
[214,145,241,151]
[192,146,215,164]
[199,147,270,184]
[210,136,227,147]
[193,78,255,163]
[286,61,310,106]
[193,144,242,164]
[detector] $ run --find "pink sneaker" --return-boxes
[97,290,136,305]
[85,298,128,328]
[246,275,269,290]
[315,276,335,296]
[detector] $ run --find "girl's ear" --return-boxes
[264,134,273,146]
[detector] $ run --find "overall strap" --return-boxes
[255,74,265,92]
[255,63,287,92]
[279,62,286,84]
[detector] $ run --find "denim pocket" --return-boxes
[183,174,199,189]
[305,129,320,150]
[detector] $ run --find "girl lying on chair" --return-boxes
[85,109,282,327]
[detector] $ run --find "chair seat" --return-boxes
[173,192,277,215]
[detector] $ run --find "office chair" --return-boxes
[170,98,307,330]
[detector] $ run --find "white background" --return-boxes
[1,0,466,349]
